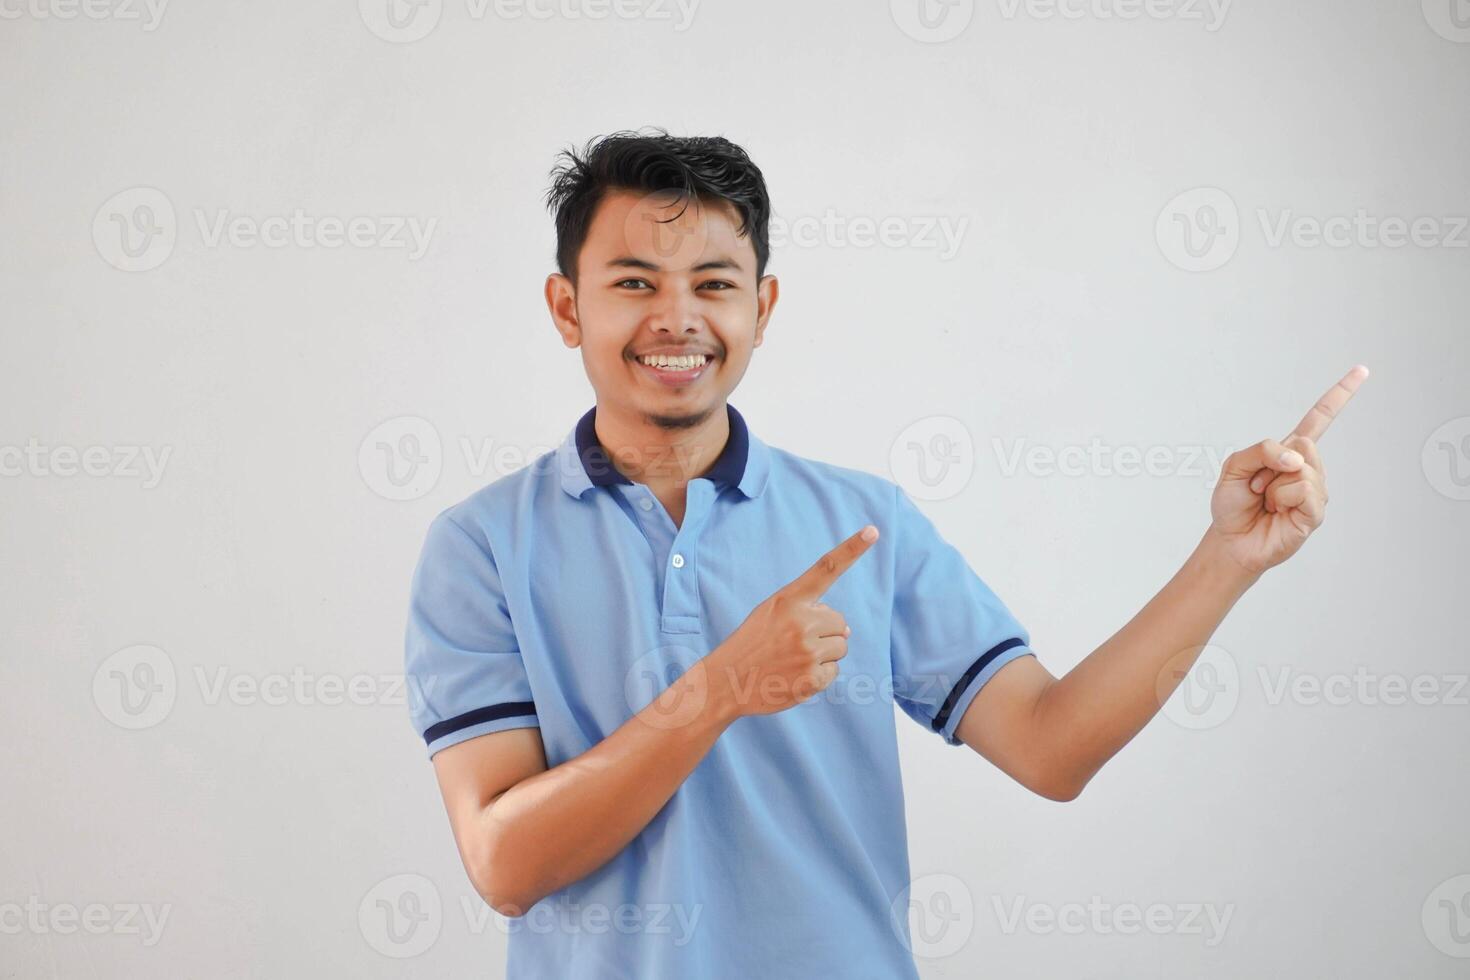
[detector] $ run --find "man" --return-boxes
[403,128,1367,978]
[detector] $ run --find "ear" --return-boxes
[753,275,779,349]
[545,273,581,348]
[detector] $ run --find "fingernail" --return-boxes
[1250,475,1265,493]
[844,625,851,636]
[1280,450,1302,467]
[860,525,877,542]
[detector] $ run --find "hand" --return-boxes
[1209,365,1369,575]
[705,525,879,718]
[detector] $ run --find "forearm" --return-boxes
[1033,525,1262,794]
[477,657,741,914]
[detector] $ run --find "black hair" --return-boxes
[544,127,772,287]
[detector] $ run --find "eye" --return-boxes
[614,278,653,290]
[700,280,735,291]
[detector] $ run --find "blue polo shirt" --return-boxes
[404,402,1035,979]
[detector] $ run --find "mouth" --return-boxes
[631,352,717,388]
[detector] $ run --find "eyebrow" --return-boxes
[605,255,744,274]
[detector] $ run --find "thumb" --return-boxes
[1221,438,1305,484]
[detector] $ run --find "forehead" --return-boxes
[582,188,754,273]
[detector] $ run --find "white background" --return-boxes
[3,0,1468,976]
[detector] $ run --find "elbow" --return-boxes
[472,868,538,919]
[1026,758,1091,803]
[467,836,540,917]
[476,881,533,919]
[1034,775,1085,803]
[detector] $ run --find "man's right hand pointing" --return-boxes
[705,525,880,718]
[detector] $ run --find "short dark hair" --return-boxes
[544,127,772,287]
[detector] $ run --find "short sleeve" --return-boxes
[888,483,1034,746]
[404,511,539,758]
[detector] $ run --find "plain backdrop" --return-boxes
[3,0,1468,976]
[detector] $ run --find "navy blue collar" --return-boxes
[574,403,750,489]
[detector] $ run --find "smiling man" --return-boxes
[403,128,1366,979]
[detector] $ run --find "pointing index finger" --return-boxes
[1288,364,1369,442]
[784,525,879,603]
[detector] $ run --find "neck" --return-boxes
[594,401,729,488]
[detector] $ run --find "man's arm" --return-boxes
[956,366,1368,801]
[434,666,739,916]
[956,525,1257,801]
[431,526,879,915]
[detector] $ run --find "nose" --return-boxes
[647,281,702,336]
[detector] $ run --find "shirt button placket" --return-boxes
[658,482,710,634]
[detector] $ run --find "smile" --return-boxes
[632,353,715,387]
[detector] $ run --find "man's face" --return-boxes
[546,188,778,431]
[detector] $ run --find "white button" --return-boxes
[671,553,685,568]
[639,498,653,511]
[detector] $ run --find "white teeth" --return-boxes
[638,354,708,370]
